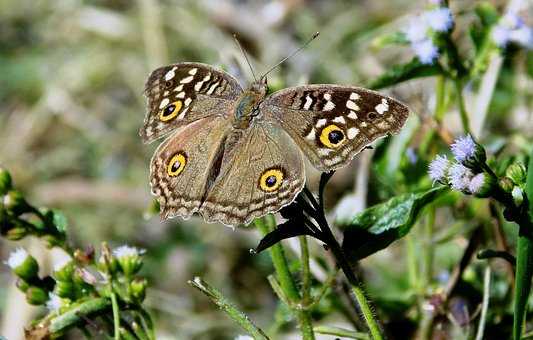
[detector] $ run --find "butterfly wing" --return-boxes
[141,62,243,143]
[199,121,305,226]
[261,85,409,171]
[150,116,231,220]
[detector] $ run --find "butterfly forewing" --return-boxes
[262,85,409,171]
[141,62,243,143]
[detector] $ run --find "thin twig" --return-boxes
[475,266,491,340]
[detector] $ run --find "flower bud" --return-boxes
[512,186,524,207]
[499,177,514,193]
[25,286,48,305]
[113,245,145,277]
[506,163,526,185]
[0,167,13,195]
[17,278,30,292]
[3,190,31,216]
[54,281,76,299]
[5,248,39,281]
[53,256,75,282]
[5,224,29,241]
[129,278,148,303]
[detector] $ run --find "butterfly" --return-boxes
[140,61,409,226]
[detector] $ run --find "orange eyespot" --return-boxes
[159,100,182,122]
[259,169,284,192]
[167,152,187,176]
[319,124,345,148]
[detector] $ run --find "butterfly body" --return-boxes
[142,62,409,226]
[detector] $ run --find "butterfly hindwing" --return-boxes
[150,116,231,220]
[141,62,243,143]
[261,85,409,171]
[199,121,305,226]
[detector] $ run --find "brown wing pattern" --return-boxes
[141,62,243,143]
[200,121,305,226]
[261,85,409,171]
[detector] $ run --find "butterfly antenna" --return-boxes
[260,31,320,80]
[233,34,258,82]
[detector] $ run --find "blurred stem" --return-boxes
[513,148,533,340]
[406,235,420,293]
[300,236,312,304]
[255,216,315,340]
[454,80,471,134]
[423,208,435,288]
[314,325,369,339]
[475,266,491,340]
[188,277,269,340]
[111,292,120,340]
[435,76,447,122]
[48,298,111,334]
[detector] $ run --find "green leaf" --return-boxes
[337,187,447,261]
[51,210,68,234]
[368,59,443,90]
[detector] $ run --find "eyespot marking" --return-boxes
[259,168,284,192]
[159,100,183,121]
[167,152,187,176]
[319,124,346,148]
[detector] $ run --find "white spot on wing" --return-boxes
[176,92,185,99]
[305,128,316,140]
[348,111,358,120]
[188,68,198,75]
[347,127,359,139]
[164,67,177,81]
[180,75,194,84]
[159,98,170,109]
[303,95,313,110]
[317,148,332,156]
[346,100,359,111]
[324,101,335,111]
[375,98,389,115]
[324,93,331,100]
[333,116,346,124]
[316,119,327,128]
[350,92,360,100]
[184,98,192,106]
[206,82,219,95]
[175,85,184,92]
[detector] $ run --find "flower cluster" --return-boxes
[403,6,454,64]
[428,135,494,197]
[492,12,533,49]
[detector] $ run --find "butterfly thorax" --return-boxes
[232,81,267,129]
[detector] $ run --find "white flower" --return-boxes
[404,17,429,43]
[448,163,474,191]
[492,25,512,47]
[46,292,63,312]
[501,13,523,29]
[424,8,454,32]
[468,173,485,194]
[451,135,475,163]
[112,245,145,259]
[5,248,29,269]
[509,26,533,49]
[411,39,439,64]
[428,155,449,183]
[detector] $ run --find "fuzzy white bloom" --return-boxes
[411,39,439,64]
[113,245,145,259]
[492,12,532,48]
[448,163,474,191]
[468,173,486,194]
[5,248,29,269]
[404,17,429,43]
[46,292,63,311]
[53,253,73,272]
[509,26,533,49]
[492,25,512,47]
[428,155,449,183]
[451,135,476,163]
[424,8,454,32]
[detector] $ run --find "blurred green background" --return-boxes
[0,0,531,339]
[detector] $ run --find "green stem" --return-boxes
[300,236,312,304]
[255,216,315,340]
[475,266,491,340]
[435,76,447,122]
[188,277,269,339]
[314,325,369,339]
[48,298,111,333]
[423,209,435,288]
[454,80,471,134]
[110,292,120,340]
[512,147,533,340]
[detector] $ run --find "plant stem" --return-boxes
[255,215,315,340]
[48,298,111,333]
[475,266,491,340]
[512,147,533,340]
[314,325,370,339]
[188,277,269,340]
[423,208,435,288]
[454,80,471,134]
[110,292,120,340]
[300,236,312,304]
